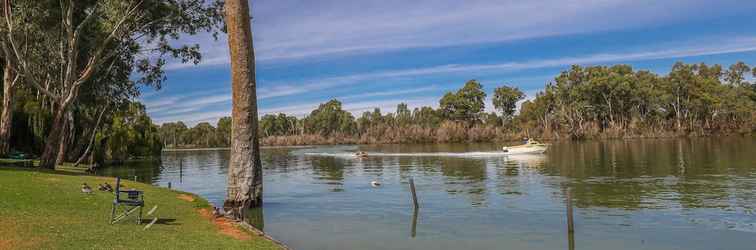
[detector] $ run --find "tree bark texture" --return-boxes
[223,0,263,220]
[0,62,14,156]
[55,110,73,165]
[39,106,68,169]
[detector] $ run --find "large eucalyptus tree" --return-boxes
[223,0,263,220]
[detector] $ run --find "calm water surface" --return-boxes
[97,137,756,250]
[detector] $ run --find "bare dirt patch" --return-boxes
[197,208,252,241]
[0,239,11,250]
[0,218,45,250]
[176,194,195,202]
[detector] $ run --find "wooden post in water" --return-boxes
[179,159,183,183]
[409,177,419,238]
[168,182,172,189]
[567,189,574,233]
[566,188,575,250]
[568,229,575,250]
[409,177,419,210]
[411,207,418,238]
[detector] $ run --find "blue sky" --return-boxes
[141,0,756,125]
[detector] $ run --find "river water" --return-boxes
[97,137,756,250]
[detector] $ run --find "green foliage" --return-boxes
[303,99,356,136]
[492,85,525,122]
[396,103,412,127]
[105,103,162,161]
[412,106,442,128]
[158,121,189,147]
[526,62,756,137]
[260,114,298,137]
[440,80,487,122]
[0,0,224,163]
[216,116,232,146]
[483,112,501,126]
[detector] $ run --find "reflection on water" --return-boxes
[97,137,756,250]
[246,207,265,231]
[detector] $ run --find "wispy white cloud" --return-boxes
[164,0,755,70]
[148,94,231,114]
[339,85,439,101]
[254,37,756,100]
[153,110,231,126]
[142,88,233,125]
[251,0,747,61]
[150,36,756,125]
[154,96,438,126]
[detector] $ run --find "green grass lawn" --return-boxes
[0,167,283,250]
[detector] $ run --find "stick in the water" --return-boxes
[567,189,574,233]
[409,177,419,210]
[565,187,575,249]
[411,208,419,238]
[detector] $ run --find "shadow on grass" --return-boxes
[0,165,91,177]
[139,218,180,226]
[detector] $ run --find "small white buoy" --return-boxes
[370,180,381,187]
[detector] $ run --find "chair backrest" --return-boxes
[114,177,121,201]
[127,191,139,200]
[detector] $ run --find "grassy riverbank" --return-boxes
[0,167,282,250]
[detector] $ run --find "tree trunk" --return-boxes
[0,63,14,156]
[55,110,73,165]
[39,105,68,169]
[56,120,68,165]
[74,104,108,167]
[674,95,682,131]
[223,0,263,220]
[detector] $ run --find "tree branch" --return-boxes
[72,0,143,89]
[1,0,59,99]
[73,102,109,167]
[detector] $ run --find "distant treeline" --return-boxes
[160,61,756,148]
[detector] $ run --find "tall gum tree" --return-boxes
[492,85,525,126]
[223,0,263,220]
[0,59,18,156]
[1,0,223,168]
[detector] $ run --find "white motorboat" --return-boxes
[355,151,368,158]
[502,139,549,154]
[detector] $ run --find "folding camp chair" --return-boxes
[110,177,144,224]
